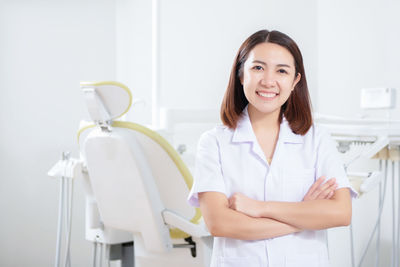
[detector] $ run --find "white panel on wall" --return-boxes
[116,0,153,126]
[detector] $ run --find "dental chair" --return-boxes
[74,81,212,267]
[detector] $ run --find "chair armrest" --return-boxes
[162,209,210,237]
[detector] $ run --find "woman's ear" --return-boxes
[292,73,301,91]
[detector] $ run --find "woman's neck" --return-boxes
[247,105,280,133]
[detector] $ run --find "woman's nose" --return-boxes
[260,72,276,87]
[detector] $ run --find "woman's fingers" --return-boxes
[303,176,325,201]
[308,176,326,194]
[317,182,338,199]
[228,193,237,208]
[304,176,338,201]
[311,178,336,199]
[326,186,337,199]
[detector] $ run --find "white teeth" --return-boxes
[258,92,277,98]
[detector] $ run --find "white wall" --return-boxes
[317,0,400,119]
[158,0,319,111]
[115,0,152,125]
[0,0,115,266]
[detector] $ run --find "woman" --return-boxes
[188,30,356,267]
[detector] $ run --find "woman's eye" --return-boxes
[278,69,288,74]
[253,66,263,71]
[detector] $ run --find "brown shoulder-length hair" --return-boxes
[220,29,313,135]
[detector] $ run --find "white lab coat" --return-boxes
[188,106,356,267]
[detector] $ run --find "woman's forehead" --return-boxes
[247,42,295,67]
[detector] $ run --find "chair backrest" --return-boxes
[78,81,201,253]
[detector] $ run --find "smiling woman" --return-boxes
[221,30,312,135]
[241,42,301,117]
[188,30,356,267]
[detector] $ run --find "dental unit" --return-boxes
[315,104,400,267]
[49,81,213,267]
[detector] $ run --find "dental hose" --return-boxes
[93,242,106,267]
[64,175,73,267]
[54,157,74,267]
[357,160,388,267]
[93,242,98,267]
[350,222,355,267]
[391,161,396,267]
[397,160,400,267]
[55,176,65,267]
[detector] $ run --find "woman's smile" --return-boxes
[256,90,279,100]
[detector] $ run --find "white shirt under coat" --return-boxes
[188,106,357,267]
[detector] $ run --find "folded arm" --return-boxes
[230,186,351,230]
[198,191,300,240]
[264,188,352,229]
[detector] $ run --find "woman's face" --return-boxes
[241,42,300,117]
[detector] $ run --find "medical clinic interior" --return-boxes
[1,0,400,267]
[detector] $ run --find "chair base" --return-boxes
[133,234,213,267]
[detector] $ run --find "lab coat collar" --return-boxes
[231,106,256,143]
[232,106,304,145]
[280,118,304,144]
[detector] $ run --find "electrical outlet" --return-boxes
[360,88,396,109]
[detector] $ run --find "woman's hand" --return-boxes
[228,192,263,218]
[303,176,338,201]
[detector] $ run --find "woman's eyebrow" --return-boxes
[252,60,292,68]
[277,64,291,68]
[252,60,267,65]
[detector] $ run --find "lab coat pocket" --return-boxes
[218,256,261,267]
[283,168,315,202]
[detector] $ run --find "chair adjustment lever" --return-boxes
[172,236,197,257]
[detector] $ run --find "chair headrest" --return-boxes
[80,81,132,123]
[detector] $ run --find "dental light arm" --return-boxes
[362,136,390,159]
[347,171,383,196]
[360,171,383,193]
